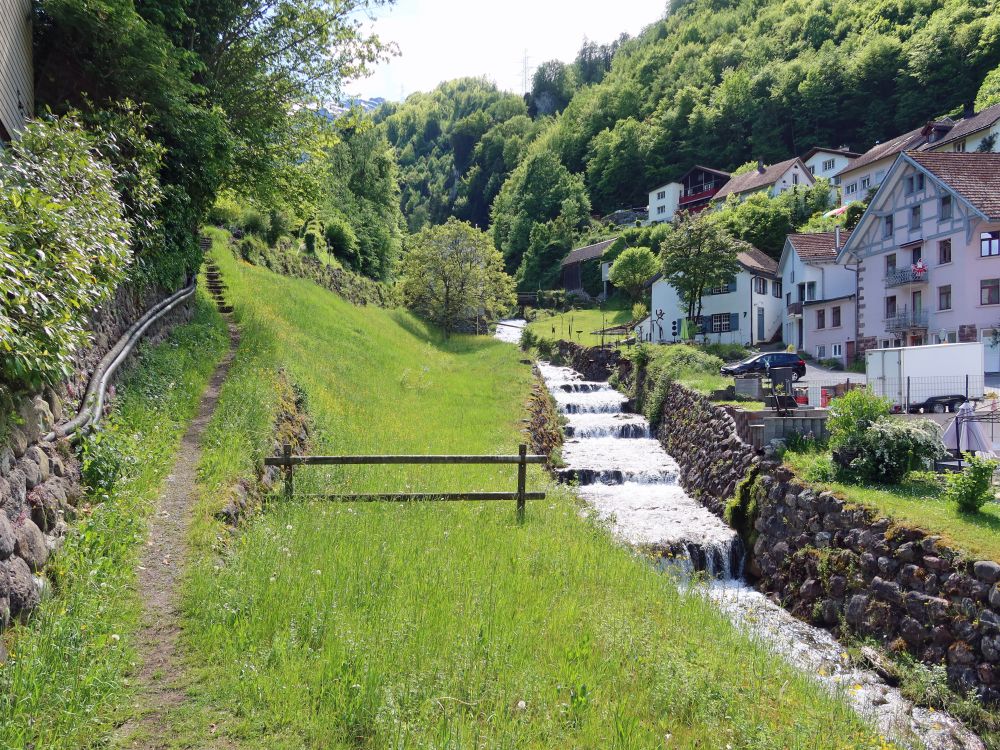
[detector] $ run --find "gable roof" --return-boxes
[559,238,617,268]
[906,151,1000,221]
[802,146,860,162]
[714,157,809,200]
[930,102,1000,150]
[738,244,779,277]
[787,231,853,263]
[680,164,731,181]
[835,125,928,178]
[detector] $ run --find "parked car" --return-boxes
[905,395,968,414]
[720,352,806,381]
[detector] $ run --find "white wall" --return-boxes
[779,247,856,351]
[804,152,854,184]
[648,182,682,223]
[770,161,813,197]
[839,156,894,206]
[928,123,1000,154]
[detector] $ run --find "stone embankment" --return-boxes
[556,340,1000,704]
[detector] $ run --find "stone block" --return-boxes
[13,518,48,572]
[975,561,1000,584]
[3,556,39,617]
[0,515,13,559]
[24,446,49,484]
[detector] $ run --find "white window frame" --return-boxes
[831,343,843,358]
[711,313,731,333]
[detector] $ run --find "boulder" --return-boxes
[13,518,49,572]
[3,556,39,617]
[974,560,1000,584]
[24,446,49,484]
[0,514,14,559]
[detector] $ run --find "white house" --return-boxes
[802,146,859,185]
[925,102,1000,155]
[713,157,814,204]
[647,181,682,224]
[778,231,857,364]
[0,0,32,141]
[635,245,782,346]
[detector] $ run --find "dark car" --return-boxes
[720,352,806,381]
[906,395,967,414]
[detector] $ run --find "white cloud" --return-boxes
[350,0,668,101]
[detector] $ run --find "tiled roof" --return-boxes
[714,157,805,199]
[930,103,1000,149]
[835,125,929,178]
[559,237,617,267]
[787,231,852,263]
[802,146,861,162]
[682,164,731,180]
[737,244,778,277]
[906,151,1000,221]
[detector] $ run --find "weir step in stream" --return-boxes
[493,319,985,750]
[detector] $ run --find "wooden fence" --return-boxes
[264,443,546,519]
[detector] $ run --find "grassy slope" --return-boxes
[526,300,632,348]
[786,450,1000,563]
[0,296,228,749]
[175,237,886,749]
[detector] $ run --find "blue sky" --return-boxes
[352,0,668,101]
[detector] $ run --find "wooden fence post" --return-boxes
[516,443,527,521]
[283,443,293,499]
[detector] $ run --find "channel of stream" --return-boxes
[495,319,984,750]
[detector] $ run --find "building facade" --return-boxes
[0,0,33,141]
[802,147,859,186]
[713,157,814,204]
[647,182,683,224]
[838,151,1000,370]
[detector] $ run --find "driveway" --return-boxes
[800,363,866,386]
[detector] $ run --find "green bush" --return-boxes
[323,215,359,264]
[828,389,892,451]
[79,424,132,498]
[850,417,944,484]
[237,234,268,265]
[207,194,243,227]
[519,326,538,351]
[0,116,131,388]
[944,453,999,514]
[240,207,268,237]
[702,342,750,362]
[266,209,293,246]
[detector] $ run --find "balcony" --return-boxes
[885,267,929,288]
[787,301,803,317]
[678,183,725,206]
[885,308,929,332]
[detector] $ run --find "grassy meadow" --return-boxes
[170,234,888,749]
[526,299,632,348]
[0,296,229,749]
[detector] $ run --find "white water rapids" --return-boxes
[494,319,984,750]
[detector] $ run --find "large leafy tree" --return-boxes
[660,212,741,323]
[401,219,515,337]
[608,246,658,302]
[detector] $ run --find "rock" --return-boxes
[0,596,8,629]
[846,594,869,626]
[820,598,841,626]
[24,446,49,484]
[13,518,49,572]
[44,387,62,422]
[989,584,1000,610]
[932,625,954,647]
[7,427,28,459]
[0,515,14,559]
[4,469,26,520]
[21,459,41,490]
[814,531,832,549]
[982,635,1000,662]
[900,616,928,646]
[948,641,978,665]
[896,541,918,562]
[872,577,903,605]
[923,555,947,572]
[0,447,13,477]
[3,556,39,617]
[828,575,848,598]
[975,561,1000,584]
[799,578,823,600]
[978,663,998,685]
[921,536,941,555]
[980,609,1000,634]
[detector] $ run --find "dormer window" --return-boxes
[954,141,967,153]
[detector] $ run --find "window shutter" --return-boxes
[728,278,737,293]
[730,313,739,331]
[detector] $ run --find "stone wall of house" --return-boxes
[0,284,194,629]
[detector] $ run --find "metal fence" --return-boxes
[781,374,987,412]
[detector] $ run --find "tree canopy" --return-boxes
[609,246,659,301]
[660,212,742,323]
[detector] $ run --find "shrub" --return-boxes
[237,234,268,265]
[519,327,538,351]
[631,302,648,322]
[828,388,892,451]
[944,453,999,513]
[266,209,293,246]
[207,194,243,227]
[302,219,327,256]
[323,215,359,264]
[79,424,131,497]
[0,116,131,389]
[850,417,944,484]
[240,207,269,237]
[703,342,750,362]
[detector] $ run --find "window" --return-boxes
[885,295,897,318]
[881,339,891,349]
[792,172,799,185]
[983,231,1000,257]
[940,195,952,220]
[939,239,952,264]
[772,280,782,298]
[861,176,871,190]
[816,345,826,358]
[884,215,894,238]
[905,176,913,193]
[912,290,922,312]
[823,158,835,172]
[915,173,925,190]
[816,309,826,329]
[709,282,731,295]
[885,253,896,274]
[982,279,1000,306]
[910,205,921,229]
[754,277,768,294]
[711,313,731,333]
[911,246,922,264]
[831,306,841,327]
[805,281,816,301]
[954,140,967,153]
[939,285,952,310]
[657,205,666,215]
[786,291,791,305]
[656,190,666,200]
[832,343,843,358]
[845,182,858,196]
[934,331,958,344]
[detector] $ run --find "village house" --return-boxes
[802,146,859,185]
[647,181,683,223]
[712,157,814,204]
[635,245,782,346]
[837,151,1000,370]
[0,0,32,142]
[924,102,1000,155]
[559,237,617,295]
[778,231,857,364]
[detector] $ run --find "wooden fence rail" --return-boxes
[264,443,546,519]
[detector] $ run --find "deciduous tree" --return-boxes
[608,246,658,301]
[660,212,740,324]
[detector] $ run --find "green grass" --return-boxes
[0,295,228,749]
[785,450,1000,562]
[527,300,632,348]
[170,236,888,749]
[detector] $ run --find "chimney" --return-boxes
[963,102,976,119]
[756,159,765,174]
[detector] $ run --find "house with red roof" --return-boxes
[713,157,814,204]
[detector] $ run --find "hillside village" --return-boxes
[6,0,1000,748]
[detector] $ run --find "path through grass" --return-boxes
[172,236,888,749]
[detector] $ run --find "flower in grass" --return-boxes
[111,634,120,643]
[286,524,293,530]
[313,569,322,575]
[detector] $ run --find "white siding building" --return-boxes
[647,182,682,224]
[1,0,32,141]
[802,147,859,185]
[925,103,1000,155]
[713,157,814,204]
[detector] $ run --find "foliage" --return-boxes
[608,246,658,301]
[631,302,649,322]
[659,211,741,323]
[978,64,1000,109]
[79,425,132,498]
[716,180,833,258]
[828,389,892,452]
[632,344,726,423]
[0,116,131,388]
[702,342,750,362]
[849,417,944,484]
[725,469,761,547]
[401,219,515,336]
[944,454,999,514]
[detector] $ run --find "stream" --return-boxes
[496,319,985,750]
